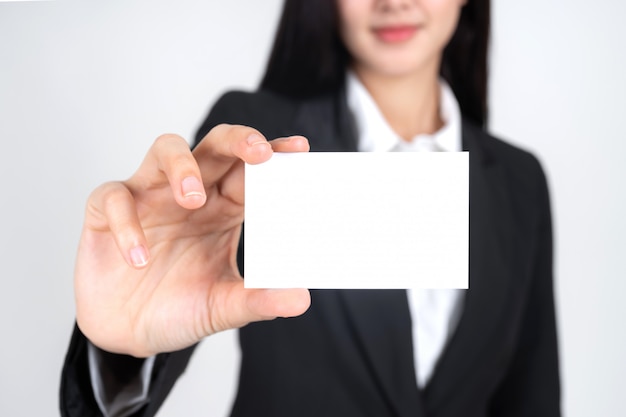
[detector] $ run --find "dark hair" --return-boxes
[260,0,490,127]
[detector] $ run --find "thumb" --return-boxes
[245,288,311,319]
[208,283,311,334]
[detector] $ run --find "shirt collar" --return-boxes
[345,71,462,153]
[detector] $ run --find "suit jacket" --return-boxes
[61,89,561,417]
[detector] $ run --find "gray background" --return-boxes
[1,0,624,415]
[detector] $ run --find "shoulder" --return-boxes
[464,120,548,190]
[463,120,552,227]
[194,89,300,145]
[213,90,297,117]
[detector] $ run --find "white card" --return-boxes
[244,152,468,289]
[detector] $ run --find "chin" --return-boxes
[369,58,434,79]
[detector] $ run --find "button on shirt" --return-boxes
[345,71,466,389]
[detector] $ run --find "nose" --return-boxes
[376,0,415,13]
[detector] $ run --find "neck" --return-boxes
[353,65,442,142]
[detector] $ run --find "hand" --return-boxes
[75,124,311,357]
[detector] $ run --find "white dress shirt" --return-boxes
[346,71,466,388]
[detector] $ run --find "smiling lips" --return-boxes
[373,25,419,43]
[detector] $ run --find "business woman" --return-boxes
[61,0,560,416]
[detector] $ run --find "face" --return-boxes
[337,0,465,79]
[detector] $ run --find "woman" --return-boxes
[61,0,560,416]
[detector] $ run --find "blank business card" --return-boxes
[244,152,468,289]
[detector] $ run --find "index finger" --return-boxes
[192,124,273,186]
[126,134,208,210]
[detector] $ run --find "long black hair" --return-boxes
[260,0,490,127]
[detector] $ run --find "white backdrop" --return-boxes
[1,1,624,416]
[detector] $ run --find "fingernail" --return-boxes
[181,176,205,198]
[130,245,149,267]
[247,133,267,147]
[273,136,292,143]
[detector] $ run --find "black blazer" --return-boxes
[61,89,561,417]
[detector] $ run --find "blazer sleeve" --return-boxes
[59,92,249,417]
[489,160,561,416]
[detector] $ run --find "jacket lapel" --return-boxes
[292,94,427,416]
[422,122,515,410]
[337,123,515,416]
[341,290,427,417]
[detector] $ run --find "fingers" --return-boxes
[129,134,207,210]
[194,126,310,181]
[245,288,312,319]
[192,125,273,186]
[86,182,150,268]
[126,128,309,207]
[195,128,309,204]
[269,135,310,153]
[208,283,311,334]
[89,128,310,269]
[216,135,310,203]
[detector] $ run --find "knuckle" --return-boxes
[202,124,232,149]
[100,184,131,213]
[86,182,142,235]
[209,123,232,137]
[90,181,122,202]
[153,133,185,152]
[207,123,256,143]
[152,134,195,173]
